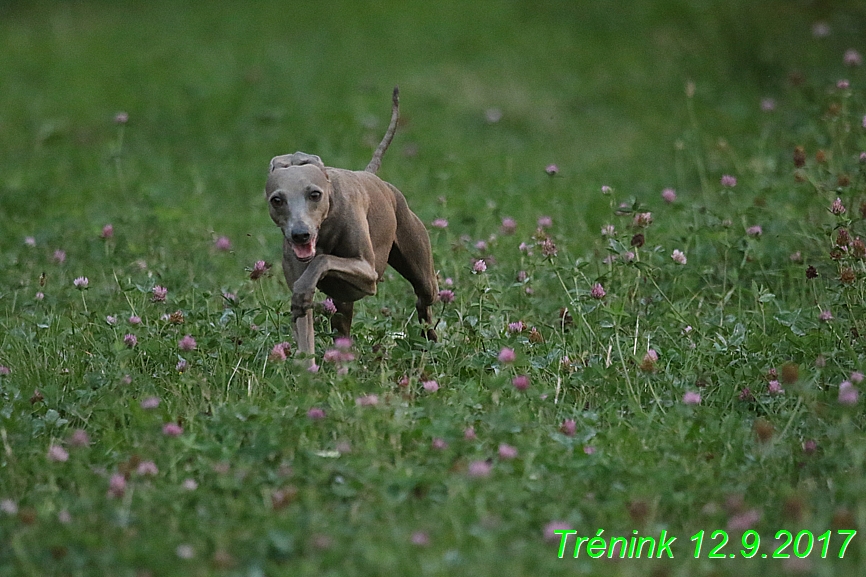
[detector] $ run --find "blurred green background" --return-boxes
[2,0,864,256]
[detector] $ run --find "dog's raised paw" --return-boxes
[291,291,315,320]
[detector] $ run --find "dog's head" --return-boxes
[265,152,331,262]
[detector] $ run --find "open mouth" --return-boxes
[291,237,317,262]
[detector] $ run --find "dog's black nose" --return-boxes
[291,230,311,244]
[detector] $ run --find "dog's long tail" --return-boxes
[365,86,399,174]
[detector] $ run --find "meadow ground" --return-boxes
[1,1,866,575]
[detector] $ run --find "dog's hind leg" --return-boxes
[387,193,439,341]
[390,251,437,341]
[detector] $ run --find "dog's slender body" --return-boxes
[265,88,438,359]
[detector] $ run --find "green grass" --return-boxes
[2,1,866,575]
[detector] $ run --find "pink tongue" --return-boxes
[293,241,316,260]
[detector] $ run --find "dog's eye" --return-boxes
[270,196,284,207]
[309,190,322,202]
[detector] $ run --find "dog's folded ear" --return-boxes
[269,152,326,173]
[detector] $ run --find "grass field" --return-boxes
[2,1,866,575]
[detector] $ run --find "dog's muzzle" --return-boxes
[289,229,317,262]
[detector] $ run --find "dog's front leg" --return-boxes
[292,309,316,367]
[291,255,379,320]
[290,255,378,361]
[290,291,316,364]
